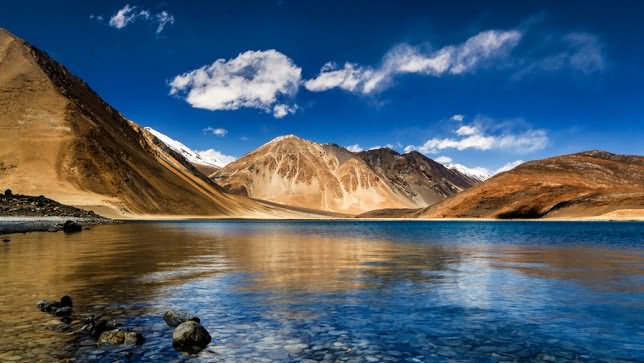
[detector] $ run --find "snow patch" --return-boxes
[145,127,236,168]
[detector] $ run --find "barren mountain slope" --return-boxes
[0,28,311,219]
[417,151,644,219]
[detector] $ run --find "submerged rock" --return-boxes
[172,320,211,353]
[37,295,73,314]
[63,220,82,233]
[84,317,119,338]
[163,309,200,327]
[97,329,145,346]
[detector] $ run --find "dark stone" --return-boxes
[63,220,82,233]
[2,238,9,243]
[172,320,211,353]
[98,329,145,346]
[4,189,12,197]
[163,309,200,327]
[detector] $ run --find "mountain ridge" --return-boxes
[212,134,479,214]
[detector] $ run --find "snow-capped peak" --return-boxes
[448,163,490,181]
[145,127,235,168]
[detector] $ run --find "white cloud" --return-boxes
[450,114,464,122]
[105,4,174,33]
[155,11,175,34]
[195,149,237,167]
[435,155,453,164]
[169,50,301,118]
[495,160,524,174]
[305,29,522,94]
[346,144,364,152]
[202,127,228,137]
[456,125,478,136]
[273,104,297,118]
[405,118,548,154]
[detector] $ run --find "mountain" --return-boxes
[357,148,480,205]
[211,135,479,214]
[417,150,644,219]
[145,127,229,176]
[0,28,312,219]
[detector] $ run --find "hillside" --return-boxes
[212,135,479,214]
[417,151,644,219]
[0,28,313,219]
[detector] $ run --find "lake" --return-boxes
[0,221,643,362]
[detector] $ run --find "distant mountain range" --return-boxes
[208,135,479,213]
[1,27,642,220]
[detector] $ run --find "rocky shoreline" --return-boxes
[0,190,112,235]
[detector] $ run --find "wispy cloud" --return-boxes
[169,50,301,118]
[404,116,548,154]
[449,114,465,122]
[305,29,522,94]
[202,127,228,137]
[93,4,174,34]
[514,32,605,79]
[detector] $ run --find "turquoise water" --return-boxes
[0,221,643,362]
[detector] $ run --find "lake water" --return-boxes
[0,221,643,362]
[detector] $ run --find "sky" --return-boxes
[2,1,644,175]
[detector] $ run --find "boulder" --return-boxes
[172,320,211,353]
[97,329,145,346]
[4,189,12,198]
[163,309,200,327]
[63,220,82,233]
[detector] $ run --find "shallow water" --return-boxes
[0,221,643,362]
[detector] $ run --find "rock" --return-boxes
[85,317,119,338]
[97,329,145,346]
[172,320,211,353]
[60,295,72,307]
[163,309,200,327]
[63,220,82,233]
[2,238,9,243]
[36,296,72,314]
[54,306,72,317]
[4,189,12,197]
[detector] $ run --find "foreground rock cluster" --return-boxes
[0,190,104,219]
[35,296,212,357]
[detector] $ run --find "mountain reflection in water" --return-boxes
[0,221,642,362]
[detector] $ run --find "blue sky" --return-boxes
[2,1,643,175]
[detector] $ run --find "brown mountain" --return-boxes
[211,135,479,214]
[357,148,480,205]
[417,151,644,219]
[0,28,314,219]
